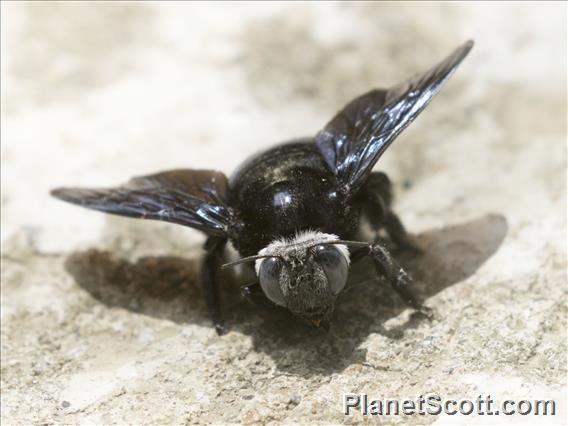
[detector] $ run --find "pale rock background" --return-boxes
[1,2,566,425]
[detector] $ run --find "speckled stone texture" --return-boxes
[1,2,566,425]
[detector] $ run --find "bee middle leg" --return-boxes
[362,172,422,253]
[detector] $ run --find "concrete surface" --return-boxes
[1,2,566,425]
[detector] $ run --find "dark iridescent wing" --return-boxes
[315,41,473,195]
[51,169,237,237]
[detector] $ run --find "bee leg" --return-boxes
[363,172,422,253]
[349,246,371,263]
[384,211,423,254]
[201,236,228,335]
[241,282,275,310]
[361,172,390,228]
[368,241,429,315]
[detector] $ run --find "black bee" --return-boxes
[52,41,473,335]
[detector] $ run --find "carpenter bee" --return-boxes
[52,41,473,335]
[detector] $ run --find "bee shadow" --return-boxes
[64,213,507,378]
[65,251,210,326]
[229,213,508,377]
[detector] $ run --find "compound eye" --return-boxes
[259,257,286,307]
[314,245,349,295]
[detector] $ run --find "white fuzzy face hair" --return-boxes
[254,230,350,274]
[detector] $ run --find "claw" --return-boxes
[215,323,229,336]
[417,305,435,321]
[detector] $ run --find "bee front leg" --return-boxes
[368,241,430,316]
[241,282,275,310]
[201,236,228,335]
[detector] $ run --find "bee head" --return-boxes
[254,231,351,328]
